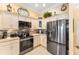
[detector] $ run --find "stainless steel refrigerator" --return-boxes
[47,19,69,55]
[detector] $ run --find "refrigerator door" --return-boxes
[51,21,58,42]
[58,20,66,44]
[58,44,66,55]
[47,22,52,31]
[47,41,58,55]
[47,21,58,42]
[47,40,66,55]
[66,20,69,54]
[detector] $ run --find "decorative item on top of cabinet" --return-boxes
[61,3,68,11]
[17,8,29,17]
[7,4,12,12]
[43,12,52,18]
[38,17,42,28]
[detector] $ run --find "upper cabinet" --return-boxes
[0,12,18,30]
[31,19,38,29]
[18,15,26,21]
[0,12,3,30]
[31,19,46,29]
[10,14,18,29]
[41,20,46,29]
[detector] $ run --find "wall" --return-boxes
[71,4,79,55]
[41,3,69,30]
[0,3,39,19]
[69,4,74,55]
[41,3,69,19]
[69,4,79,55]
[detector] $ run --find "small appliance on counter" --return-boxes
[18,29,30,39]
[7,29,18,38]
[0,30,7,39]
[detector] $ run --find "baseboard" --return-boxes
[33,44,41,49]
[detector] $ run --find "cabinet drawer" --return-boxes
[0,39,19,46]
[0,41,10,46]
[10,39,19,44]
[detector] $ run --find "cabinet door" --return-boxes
[0,13,3,29]
[10,39,19,55]
[33,36,38,47]
[33,36,40,48]
[2,13,18,29]
[11,14,18,29]
[40,34,47,48]
[0,45,11,55]
[11,43,19,55]
[31,20,38,29]
[2,13,11,29]
[42,20,46,29]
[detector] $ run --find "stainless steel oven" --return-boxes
[20,36,33,55]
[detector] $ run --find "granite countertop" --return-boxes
[31,34,40,36]
[31,34,46,37]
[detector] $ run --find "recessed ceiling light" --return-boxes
[35,3,39,7]
[42,3,46,7]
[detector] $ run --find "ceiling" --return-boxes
[18,3,63,14]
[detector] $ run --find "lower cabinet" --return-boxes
[33,35,40,48]
[0,39,19,55]
[40,34,47,48]
[0,45,11,55]
[11,41,19,55]
[33,34,47,48]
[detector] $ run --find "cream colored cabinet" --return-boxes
[18,15,26,21]
[0,13,3,29]
[31,20,38,29]
[0,38,19,55]
[0,45,11,55]
[40,34,47,48]
[31,20,46,29]
[2,13,11,29]
[2,13,18,29]
[33,34,47,48]
[11,43,19,55]
[42,20,46,29]
[31,20,36,29]
[10,14,18,29]
[33,35,40,48]
[11,39,19,55]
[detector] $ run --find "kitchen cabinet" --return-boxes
[2,12,18,29]
[33,34,40,48]
[31,20,39,29]
[10,14,18,29]
[0,13,3,30]
[0,12,18,30]
[31,19,46,29]
[0,38,19,55]
[33,34,47,48]
[42,20,46,29]
[40,34,47,48]
[2,13,11,29]
[10,39,19,55]
[0,44,11,55]
[18,15,26,21]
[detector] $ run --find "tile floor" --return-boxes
[25,46,52,55]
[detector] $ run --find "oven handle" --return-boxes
[20,37,33,41]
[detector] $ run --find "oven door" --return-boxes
[20,38,33,52]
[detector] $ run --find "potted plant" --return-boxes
[43,12,52,18]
